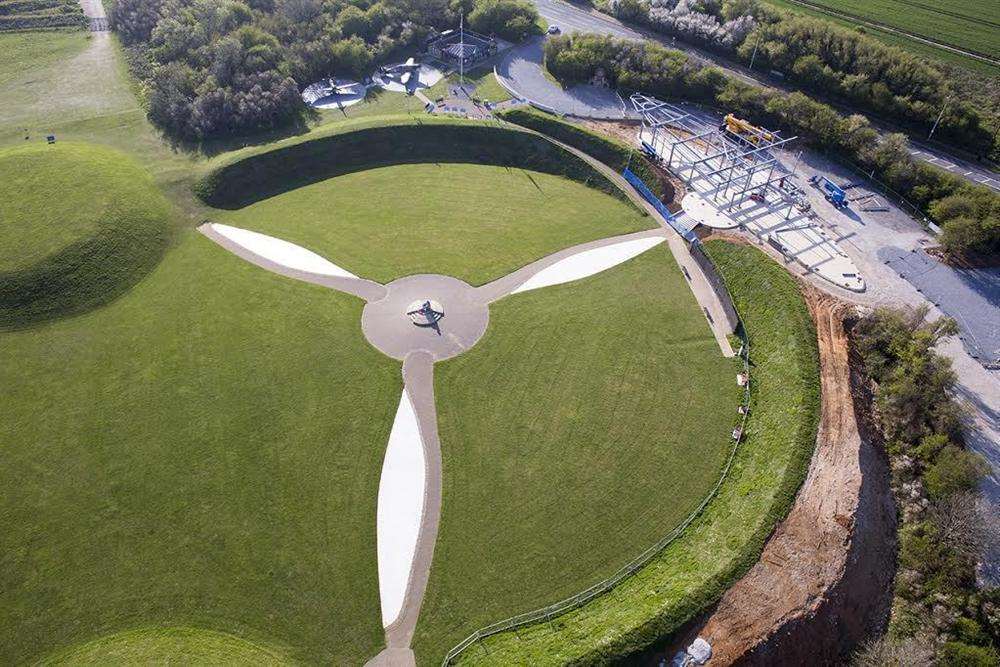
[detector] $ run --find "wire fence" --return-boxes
[441,274,752,666]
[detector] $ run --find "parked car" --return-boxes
[547,25,560,34]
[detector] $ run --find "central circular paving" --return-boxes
[361,275,489,361]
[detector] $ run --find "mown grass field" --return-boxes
[762,0,1000,74]
[445,240,820,665]
[413,246,740,663]
[215,162,652,286]
[1,226,401,665]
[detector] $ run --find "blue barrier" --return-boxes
[622,168,697,242]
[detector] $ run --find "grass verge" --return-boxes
[439,240,819,665]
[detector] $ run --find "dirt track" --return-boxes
[664,235,896,665]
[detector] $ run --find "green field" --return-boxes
[0,225,402,664]
[762,0,1000,74]
[451,241,819,665]
[413,246,740,663]
[1,23,823,666]
[216,162,651,286]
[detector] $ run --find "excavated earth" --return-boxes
[655,234,897,665]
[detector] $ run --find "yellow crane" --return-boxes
[723,114,775,144]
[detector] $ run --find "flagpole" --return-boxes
[460,14,465,95]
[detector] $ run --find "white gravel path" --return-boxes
[208,223,358,278]
[511,235,665,293]
[376,387,426,629]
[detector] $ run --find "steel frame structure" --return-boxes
[630,93,805,217]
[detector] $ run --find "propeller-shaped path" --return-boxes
[198,221,674,666]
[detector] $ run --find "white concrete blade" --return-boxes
[511,235,665,294]
[207,223,358,279]
[376,386,427,628]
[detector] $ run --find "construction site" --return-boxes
[631,93,867,292]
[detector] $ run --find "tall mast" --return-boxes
[460,14,465,92]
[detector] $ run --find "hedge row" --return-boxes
[195,120,630,210]
[498,107,672,203]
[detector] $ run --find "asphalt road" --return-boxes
[533,0,1000,193]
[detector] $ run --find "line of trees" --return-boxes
[109,0,538,140]
[604,0,1000,163]
[544,34,1000,256]
[851,306,999,667]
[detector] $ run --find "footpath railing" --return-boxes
[622,167,698,242]
[441,282,753,666]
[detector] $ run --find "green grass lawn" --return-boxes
[444,240,819,665]
[0,227,401,665]
[213,161,652,285]
[424,67,513,104]
[412,246,741,664]
[0,142,173,329]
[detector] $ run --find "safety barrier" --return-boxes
[622,167,698,242]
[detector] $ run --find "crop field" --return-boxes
[0,0,86,31]
[764,0,1000,73]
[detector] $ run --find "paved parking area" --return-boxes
[495,38,626,118]
[878,247,1000,365]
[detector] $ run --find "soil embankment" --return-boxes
[661,240,896,664]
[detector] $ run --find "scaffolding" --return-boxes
[630,93,806,220]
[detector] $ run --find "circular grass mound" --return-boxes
[0,142,173,329]
[40,627,295,665]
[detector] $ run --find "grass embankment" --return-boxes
[413,246,740,663]
[39,627,297,665]
[440,240,819,665]
[500,107,672,202]
[217,162,652,286]
[195,120,630,209]
[0,228,401,665]
[0,142,173,329]
[0,0,86,31]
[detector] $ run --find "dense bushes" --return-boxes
[468,0,538,42]
[852,307,999,663]
[499,107,673,202]
[603,0,999,162]
[196,119,626,208]
[109,0,538,140]
[543,34,1000,256]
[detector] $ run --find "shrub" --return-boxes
[924,447,989,500]
[939,642,1000,667]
